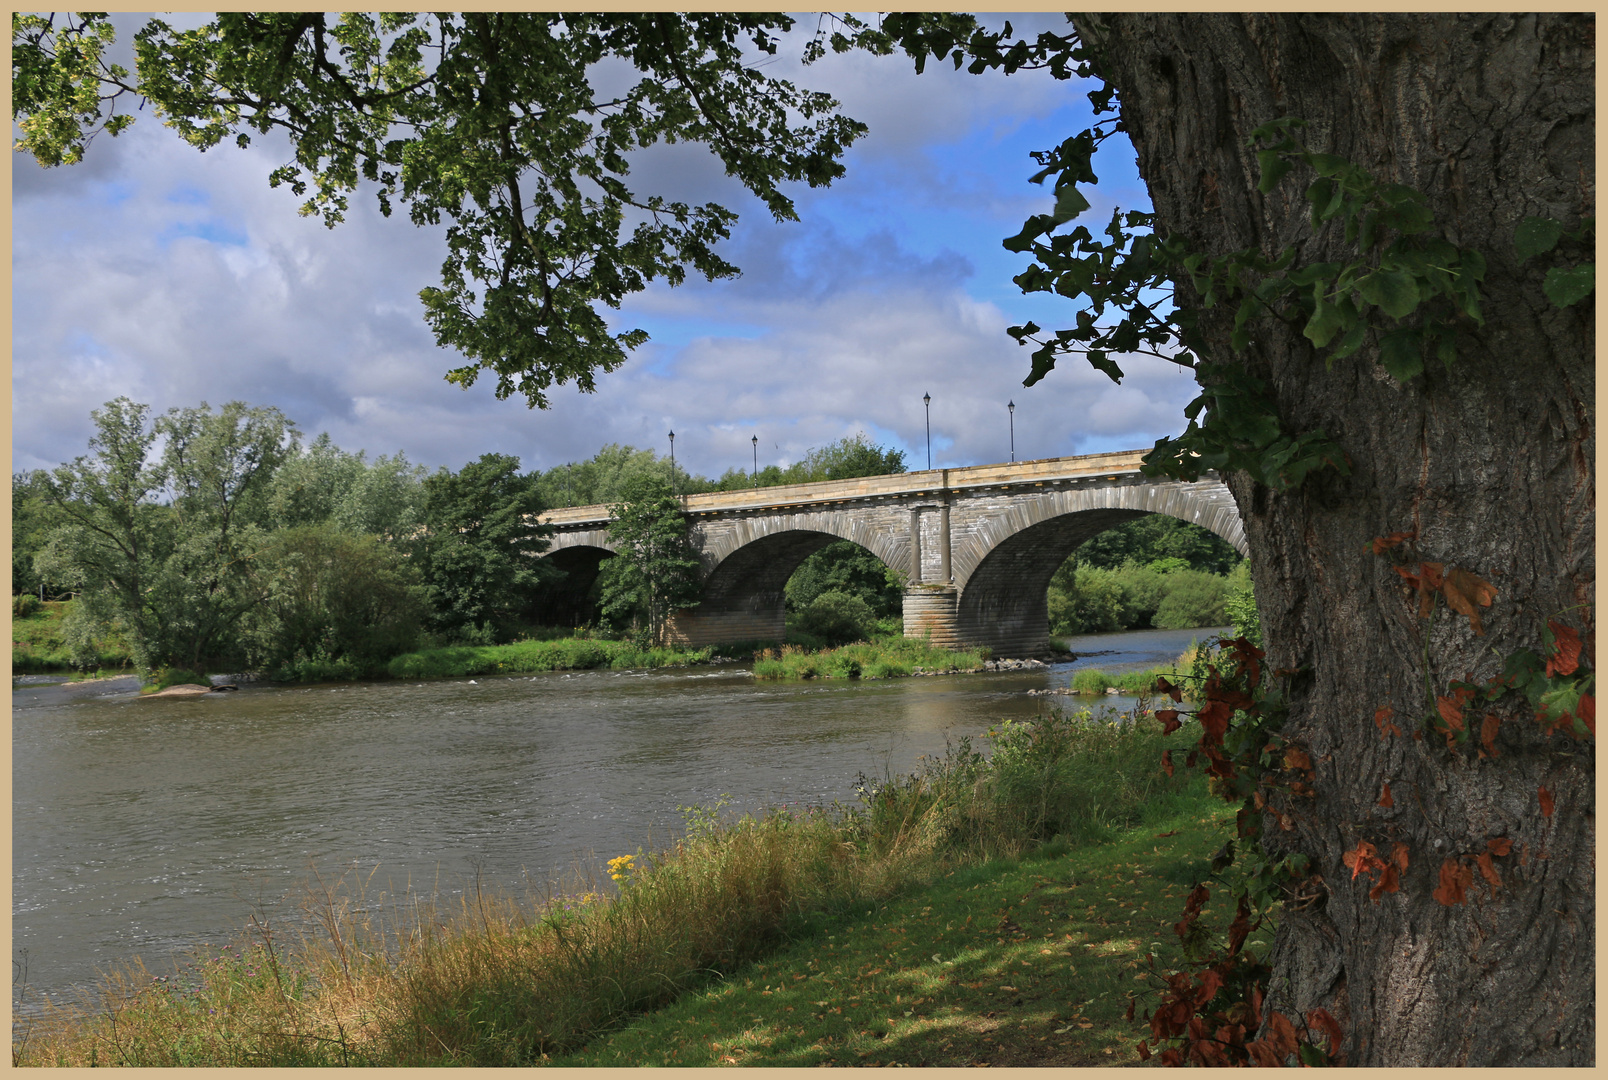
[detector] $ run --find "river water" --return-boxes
[12,626,1225,1010]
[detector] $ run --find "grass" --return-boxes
[11,707,1234,1068]
[1069,640,1216,699]
[752,636,988,681]
[10,599,134,675]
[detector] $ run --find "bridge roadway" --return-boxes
[538,449,1245,657]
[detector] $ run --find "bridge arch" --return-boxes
[540,534,616,626]
[951,480,1246,656]
[667,518,906,645]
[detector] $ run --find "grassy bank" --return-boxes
[752,637,987,680]
[10,599,134,676]
[12,706,1232,1067]
[384,637,718,679]
[1069,641,1215,699]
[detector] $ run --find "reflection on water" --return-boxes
[12,625,1221,1007]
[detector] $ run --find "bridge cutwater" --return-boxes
[538,449,1244,658]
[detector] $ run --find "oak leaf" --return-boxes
[1442,567,1497,635]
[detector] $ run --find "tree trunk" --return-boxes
[1073,14,1594,1065]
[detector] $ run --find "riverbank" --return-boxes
[12,707,1231,1067]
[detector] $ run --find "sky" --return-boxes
[11,13,1203,480]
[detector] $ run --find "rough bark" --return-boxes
[1072,14,1594,1065]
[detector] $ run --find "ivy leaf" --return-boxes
[1256,150,1293,193]
[1514,216,1564,262]
[1543,263,1594,308]
[1303,298,1346,348]
[1051,184,1091,223]
[1431,859,1472,906]
[1357,269,1421,318]
[1442,567,1497,635]
[1377,328,1424,382]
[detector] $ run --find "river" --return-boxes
[12,625,1225,1011]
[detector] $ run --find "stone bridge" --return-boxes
[537,449,1245,657]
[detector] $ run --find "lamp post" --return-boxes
[751,434,759,487]
[668,430,675,497]
[1008,400,1016,462]
[923,392,932,470]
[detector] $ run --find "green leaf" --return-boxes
[1543,263,1594,308]
[1305,153,1350,177]
[1514,216,1564,263]
[1303,299,1346,348]
[1052,184,1090,223]
[1357,269,1420,319]
[1256,150,1293,194]
[1377,328,1424,382]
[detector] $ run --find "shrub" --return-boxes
[149,667,210,690]
[1152,569,1230,629]
[12,592,41,618]
[793,589,876,647]
[1224,561,1261,646]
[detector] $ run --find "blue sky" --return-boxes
[11,14,1200,479]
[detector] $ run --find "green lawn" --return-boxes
[547,789,1249,1068]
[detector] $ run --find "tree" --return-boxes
[268,433,426,541]
[36,398,298,671]
[840,12,1591,1065]
[416,453,551,644]
[248,523,425,677]
[596,474,702,645]
[1069,515,1241,576]
[13,12,865,408]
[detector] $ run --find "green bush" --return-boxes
[12,592,41,618]
[793,589,876,647]
[1225,561,1261,645]
[1152,569,1230,629]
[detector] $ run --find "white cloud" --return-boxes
[12,14,1195,481]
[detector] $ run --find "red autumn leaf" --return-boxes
[1156,708,1181,734]
[1391,842,1410,870]
[1284,746,1312,772]
[1266,1011,1299,1060]
[1226,893,1254,956]
[1160,1048,1182,1067]
[1486,836,1513,857]
[1125,995,1136,1021]
[1368,862,1401,901]
[1195,967,1224,1006]
[1432,858,1472,906]
[1436,694,1467,731]
[1479,713,1501,758]
[1370,529,1417,555]
[1442,566,1497,636]
[1418,561,1446,590]
[1246,1039,1284,1067]
[1196,699,1232,739]
[1538,785,1555,817]
[1576,693,1594,736]
[1307,1008,1344,1057]
[1154,675,1183,703]
[1135,1040,1150,1062]
[1546,620,1582,677]
[1374,705,1403,739]
[1343,840,1383,880]
[1476,851,1503,890]
[1161,749,1175,777]
[1377,782,1393,808]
